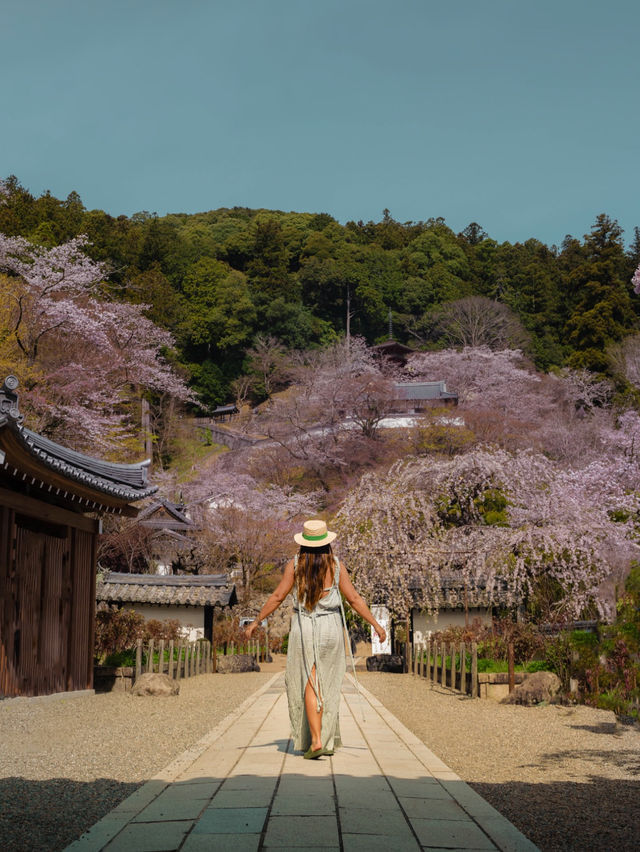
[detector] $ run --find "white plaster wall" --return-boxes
[412,607,493,643]
[122,604,205,641]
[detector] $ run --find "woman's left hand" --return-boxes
[244,621,257,640]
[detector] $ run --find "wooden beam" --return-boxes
[0,486,99,533]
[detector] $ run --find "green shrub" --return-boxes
[541,632,573,689]
[102,649,137,667]
[524,659,550,673]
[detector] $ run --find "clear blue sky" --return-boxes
[2,0,639,246]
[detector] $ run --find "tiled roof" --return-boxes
[137,499,193,530]
[394,381,458,402]
[0,375,157,509]
[97,572,237,607]
[211,404,238,415]
[410,573,514,609]
[15,426,157,501]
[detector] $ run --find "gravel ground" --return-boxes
[359,671,640,852]
[0,672,273,852]
[4,662,639,852]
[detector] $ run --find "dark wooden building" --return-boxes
[371,339,415,367]
[0,376,156,697]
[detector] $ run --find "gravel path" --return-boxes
[0,672,273,852]
[359,671,640,852]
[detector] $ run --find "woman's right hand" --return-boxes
[375,624,386,644]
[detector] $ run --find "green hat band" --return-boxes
[302,531,328,541]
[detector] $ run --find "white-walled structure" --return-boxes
[96,572,237,643]
[118,602,205,641]
[412,606,493,644]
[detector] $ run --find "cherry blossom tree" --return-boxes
[255,338,394,477]
[336,447,640,621]
[184,471,320,600]
[406,346,617,463]
[406,346,543,412]
[0,233,192,452]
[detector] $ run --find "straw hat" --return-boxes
[294,519,337,548]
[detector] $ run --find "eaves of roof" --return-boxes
[0,376,157,513]
[97,573,237,607]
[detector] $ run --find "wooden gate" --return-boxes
[0,493,98,697]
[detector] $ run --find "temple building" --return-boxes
[0,376,156,697]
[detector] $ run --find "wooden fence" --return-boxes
[395,637,520,697]
[134,638,268,681]
[395,638,480,698]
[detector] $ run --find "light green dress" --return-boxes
[285,556,347,752]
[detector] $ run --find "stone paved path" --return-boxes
[66,673,537,852]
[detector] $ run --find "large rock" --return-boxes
[501,671,561,705]
[216,654,261,674]
[366,653,404,673]
[131,672,180,697]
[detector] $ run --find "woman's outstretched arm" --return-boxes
[244,559,295,639]
[338,563,387,644]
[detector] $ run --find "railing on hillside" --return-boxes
[134,638,268,681]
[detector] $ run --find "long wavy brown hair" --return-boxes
[296,544,335,611]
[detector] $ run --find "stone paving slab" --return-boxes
[66,672,538,852]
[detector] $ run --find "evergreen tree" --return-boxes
[564,215,637,371]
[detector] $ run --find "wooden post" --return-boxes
[266,621,270,661]
[432,640,437,684]
[184,644,190,678]
[460,641,466,695]
[230,641,235,656]
[135,639,142,680]
[471,641,478,698]
[146,638,154,673]
[175,644,182,680]
[212,637,217,673]
[508,641,515,693]
[196,642,201,675]
[440,643,446,688]
[405,615,412,674]
[158,640,165,676]
[192,643,197,676]
[168,640,174,678]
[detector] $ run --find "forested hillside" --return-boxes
[2,176,639,410]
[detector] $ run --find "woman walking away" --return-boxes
[244,519,386,760]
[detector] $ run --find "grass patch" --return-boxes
[170,434,228,483]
